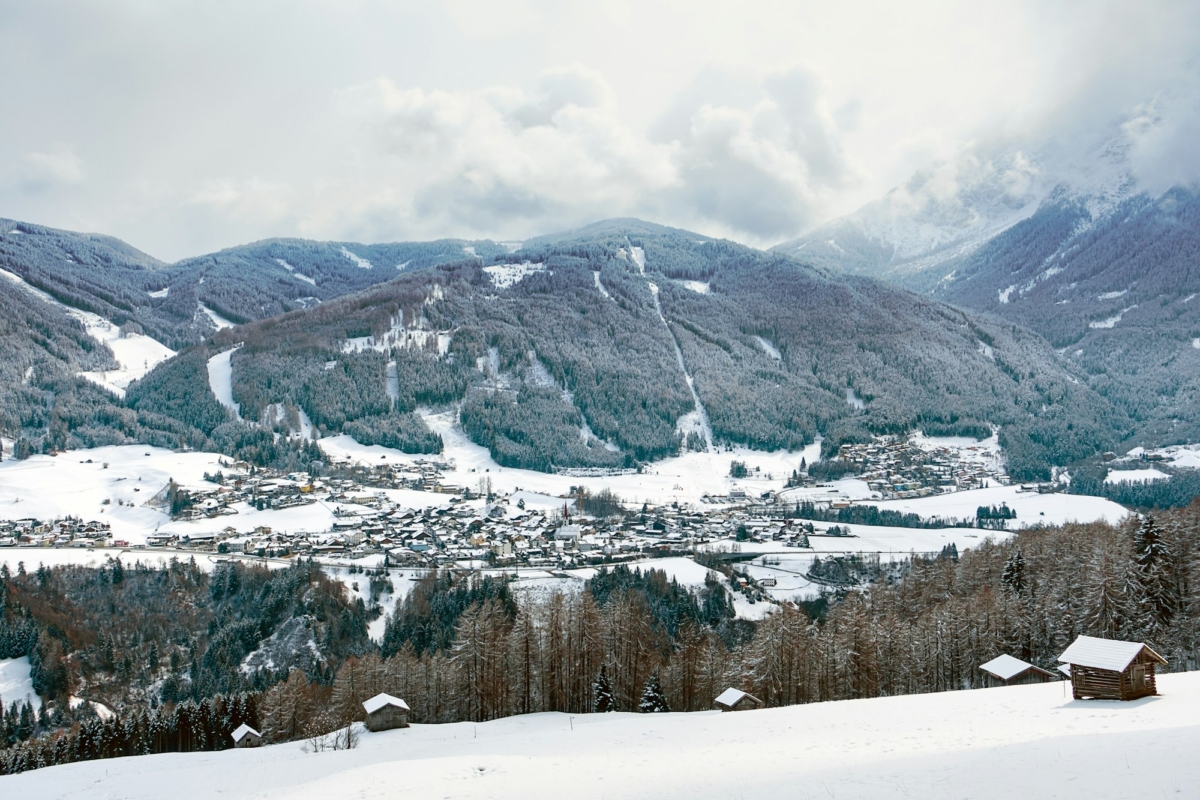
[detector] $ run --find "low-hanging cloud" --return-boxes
[338,64,858,244]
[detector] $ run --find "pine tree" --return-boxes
[592,665,616,713]
[1132,516,1179,633]
[1001,550,1026,595]
[638,674,669,713]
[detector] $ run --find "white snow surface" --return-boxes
[1121,443,1200,470]
[859,484,1128,528]
[1089,305,1136,329]
[199,303,236,330]
[0,657,40,710]
[753,336,781,359]
[8,672,1200,799]
[207,347,241,419]
[1104,468,1169,484]
[483,261,544,290]
[340,247,372,269]
[677,279,709,294]
[592,270,610,299]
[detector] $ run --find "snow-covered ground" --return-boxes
[199,303,236,330]
[0,267,175,397]
[0,657,40,710]
[7,672,1200,799]
[0,446,230,543]
[860,484,1129,528]
[207,347,241,418]
[1105,468,1170,484]
[483,262,544,289]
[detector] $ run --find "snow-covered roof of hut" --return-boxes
[715,688,750,707]
[363,693,410,715]
[1057,635,1167,672]
[980,654,1036,681]
[231,724,260,742]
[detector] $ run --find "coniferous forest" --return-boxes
[5,502,1200,775]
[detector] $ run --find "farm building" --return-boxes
[363,693,410,731]
[978,654,1057,687]
[1057,635,1167,701]
[231,724,261,748]
[714,688,764,712]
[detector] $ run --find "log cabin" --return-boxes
[978,654,1057,687]
[363,693,411,731]
[1057,635,1167,701]
[714,687,764,712]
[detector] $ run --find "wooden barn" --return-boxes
[363,693,411,731]
[1057,635,1167,701]
[978,654,1057,687]
[231,724,262,748]
[714,688,764,712]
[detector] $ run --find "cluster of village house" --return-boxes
[0,459,829,568]
[829,436,1010,498]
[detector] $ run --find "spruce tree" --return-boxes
[592,665,616,713]
[638,674,669,713]
[1001,550,1026,595]
[1132,516,1179,633]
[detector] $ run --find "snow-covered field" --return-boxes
[1105,468,1170,484]
[6,671,1199,799]
[0,657,40,710]
[861,484,1129,528]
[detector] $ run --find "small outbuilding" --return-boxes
[714,688,764,712]
[363,693,411,731]
[1057,635,1167,701]
[978,654,1057,687]
[231,724,262,748]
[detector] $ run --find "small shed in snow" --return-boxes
[978,654,1057,687]
[363,693,410,731]
[1057,635,1167,701]
[714,688,764,712]
[231,724,261,748]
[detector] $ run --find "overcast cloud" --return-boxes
[1,0,1197,260]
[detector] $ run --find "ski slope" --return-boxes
[5,671,1199,799]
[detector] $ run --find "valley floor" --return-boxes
[5,672,1199,799]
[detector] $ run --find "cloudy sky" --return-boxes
[1,0,1197,260]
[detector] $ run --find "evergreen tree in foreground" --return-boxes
[638,674,669,713]
[593,666,616,713]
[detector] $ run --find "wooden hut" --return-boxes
[978,654,1057,687]
[363,693,410,731]
[1057,635,1167,701]
[231,724,262,748]
[714,688,764,712]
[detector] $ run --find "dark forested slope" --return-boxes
[189,223,1123,478]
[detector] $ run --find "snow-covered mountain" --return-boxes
[772,122,1142,289]
[774,117,1200,446]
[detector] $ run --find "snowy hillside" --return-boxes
[6,671,1199,799]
